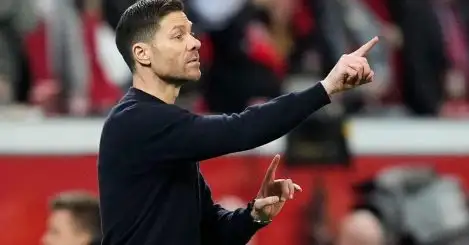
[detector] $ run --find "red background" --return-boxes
[1,155,469,245]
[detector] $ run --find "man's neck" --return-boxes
[132,71,180,104]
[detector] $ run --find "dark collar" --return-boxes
[127,87,166,104]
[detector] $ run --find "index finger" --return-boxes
[263,154,281,182]
[350,36,379,57]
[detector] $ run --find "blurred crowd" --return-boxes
[1,0,469,118]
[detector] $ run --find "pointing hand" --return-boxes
[321,37,379,95]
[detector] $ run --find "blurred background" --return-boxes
[1,0,469,244]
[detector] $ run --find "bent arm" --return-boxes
[200,173,263,245]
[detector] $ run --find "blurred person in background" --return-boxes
[29,0,129,116]
[42,191,101,245]
[32,0,88,115]
[399,0,469,117]
[336,210,384,245]
[0,0,37,105]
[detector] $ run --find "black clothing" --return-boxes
[98,82,330,245]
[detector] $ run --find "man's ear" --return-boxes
[132,42,151,67]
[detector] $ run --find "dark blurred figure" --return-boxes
[399,0,469,116]
[188,0,283,113]
[0,0,37,104]
[42,191,101,245]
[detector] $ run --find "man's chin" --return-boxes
[191,73,202,82]
[187,70,202,82]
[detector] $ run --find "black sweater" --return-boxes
[98,82,330,245]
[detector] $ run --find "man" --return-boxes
[41,191,101,245]
[98,0,378,244]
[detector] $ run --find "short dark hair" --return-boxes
[50,191,101,238]
[115,0,184,72]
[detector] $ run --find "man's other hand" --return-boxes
[321,37,379,95]
[251,155,302,222]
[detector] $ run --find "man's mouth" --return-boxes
[188,59,199,63]
[187,56,199,63]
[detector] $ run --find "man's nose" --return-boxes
[187,35,201,51]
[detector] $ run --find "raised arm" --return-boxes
[140,82,330,162]
[134,37,379,163]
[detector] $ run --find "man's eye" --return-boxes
[175,34,183,39]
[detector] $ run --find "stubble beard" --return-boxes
[159,75,192,87]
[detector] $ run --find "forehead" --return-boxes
[158,11,191,30]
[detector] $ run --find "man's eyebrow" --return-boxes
[170,22,193,31]
[170,25,184,31]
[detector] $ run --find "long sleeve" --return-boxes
[199,172,263,245]
[135,82,330,163]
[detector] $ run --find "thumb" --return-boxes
[253,196,280,210]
